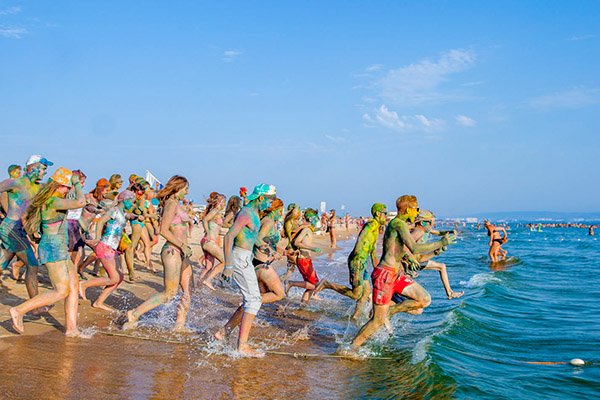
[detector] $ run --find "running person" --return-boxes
[349,195,454,349]
[0,155,52,299]
[199,192,226,290]
[314,203,388,320]
[406,210,463,299]
[122,176,194,332]
[279,203,301,282]
[214,183,276,357]
[9,168,85,335]
[285,208,322,304]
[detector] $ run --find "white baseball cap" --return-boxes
[26,155,54,167]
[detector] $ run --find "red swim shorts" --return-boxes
[297,257,319,285]
[372,266,414,305]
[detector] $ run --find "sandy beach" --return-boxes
[0,226,366,400]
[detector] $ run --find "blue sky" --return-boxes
[1,1,599,216]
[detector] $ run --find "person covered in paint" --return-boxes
[349,195,454,350]
[10,167,85,335]
[1,164,22,218]
[0,155,52,299]
[406,210,463,300]
[279,203,301,282]
[79,195,138,311]
[105,173,123,200]
[313,203,388,320]
[214,183,276,357]
[122,175,194,331]
[123,181,148,281]
[285,208,323,304]
[199,192,227,290]
[66,170,88,280]
[252,198,286,304]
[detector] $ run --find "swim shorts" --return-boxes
[372,265,414,306]
[348,257,369,288]
[38,233,69,264]
[297,257,319,285]
[231,246,262,315]
[0,218,32,254]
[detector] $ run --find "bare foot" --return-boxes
[448,291,464,300]
[238,344,265,358]
[310,292,322,300]
[91,301,116,312]
[407,308,423,315]
[65,329,81,337]
[30,305,53,316]
[213,329,226,341]
[9,307,24,334]
[202,280,216,291]
[79,282,87,300]
[121,310,138,330]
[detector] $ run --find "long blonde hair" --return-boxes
[23,181,62,239]
[156,175,188,207]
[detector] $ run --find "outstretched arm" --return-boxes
[0,178,17,194]
[397,220,450,255]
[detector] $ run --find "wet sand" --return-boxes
[0,226,364,399]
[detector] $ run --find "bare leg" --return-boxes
[215,306,243,340]
[201,242,224,290]
[351,281,371,321]
[350,303,389,348]
[257,266,285,304]
[123,245,181,329]
[140,227,154,272]
[9,260,71,334]
[279,259,296,282]
[125,225,143,281]
[286,280,316,303]
[82,256,122,310]
[237,312,263,357]
[64,260,80,336]
[388,282,431,317]
[423,261,463,299]
[173,262,192,331]
[15,249,40,299]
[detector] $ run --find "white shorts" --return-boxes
[232,246,262,315]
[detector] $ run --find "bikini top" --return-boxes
[171,202,190,225]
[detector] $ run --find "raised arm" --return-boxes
[51,176,85,210]
[0,178,17,194]
[398,220,450,255]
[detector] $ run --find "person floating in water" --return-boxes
[313,203,388,320]
[484,220,508,262]
[348,195,454,350]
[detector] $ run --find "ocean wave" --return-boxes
[459,272,501,288]
[411,309,459,364]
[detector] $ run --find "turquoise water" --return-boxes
[309,225,600,399]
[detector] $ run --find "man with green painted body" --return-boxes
[0,155,52,298]
[349,195,455,349]
[215,183,276,357]
[313,203,388,320]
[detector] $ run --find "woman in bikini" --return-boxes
[280,203,301,283]
[123,175,194,331]
[199,192,226,290]
[124,182,152,280]
[252,198,286,304]
[484,220,508,262]
[143,188,160,272]
[10,168,85,336]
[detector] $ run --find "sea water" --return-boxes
[308,225,600,399]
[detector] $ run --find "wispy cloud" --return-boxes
[324,134,348,144]
[527,87,600,110]
[455,115,477,127]
[374,49,476,107]
[222,50,242,62]
[0,6,21,15]
[0,26,27,39]
[568,34,595,42]
[365,64,383,72]
[363,105,445,132]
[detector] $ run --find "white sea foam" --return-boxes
[460,272,500,288]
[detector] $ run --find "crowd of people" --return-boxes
[1,155,462,357]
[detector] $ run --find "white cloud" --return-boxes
[365,64,383,72]
[455,115,477,127]
[374,49,476,106]
[324,134,348,144]
[363,105,445,132]
[222,50,242,62]
[0,26,27,39]
[0,6,21,15]
[527,87,600,110]
[568,34,595,42]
